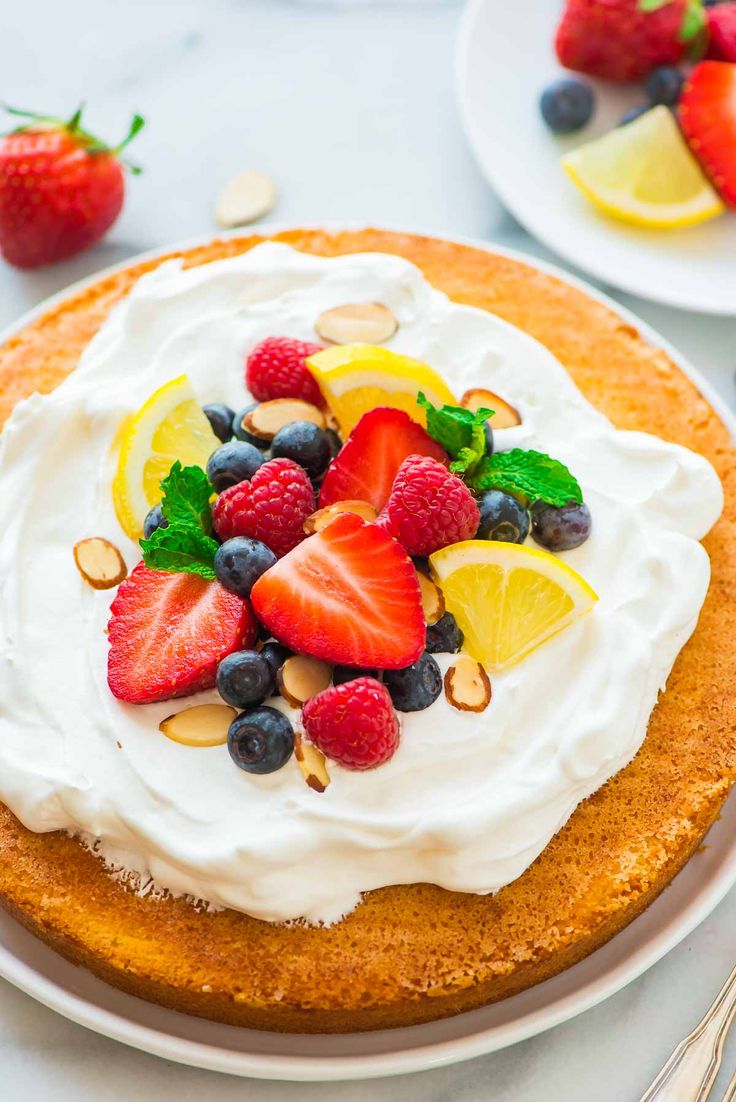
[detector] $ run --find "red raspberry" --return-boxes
[302,677,400,770]
[212,458,315,558]
[378,454,480,557]
[245,337,325,407]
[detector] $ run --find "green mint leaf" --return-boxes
[450,447,482,476]
[417,392,494,461]
[140,526,218,580]
[679,0,705,42]
[466,449,583,507]
[159,461,214,535]
[638,0,672,11]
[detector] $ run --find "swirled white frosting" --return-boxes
[0,244,723,923]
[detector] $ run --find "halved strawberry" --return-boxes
[680,61,736,207]
[319,407,447,512]
[250,512,425,669]
[108,564,257,704]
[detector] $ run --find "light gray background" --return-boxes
[1,1,734,1098]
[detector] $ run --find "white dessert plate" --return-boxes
[1,229,735,1081]
[456,0,736,315]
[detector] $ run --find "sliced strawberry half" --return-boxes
[680,61,736,207]
[108,564,258,704]
[319,407,447,512]
[250,512,425,669]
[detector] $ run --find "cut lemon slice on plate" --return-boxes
[561,106,724,229]
[112,375,220,540]
[306,344,456,436]
[429,540,598,672]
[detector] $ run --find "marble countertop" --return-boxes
[1,0,735,1098]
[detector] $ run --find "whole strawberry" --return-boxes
[0,105,144,269]
[212,457,315,558]
[246,337,326,407]
[378,454,480,557]
[302,676,400,770]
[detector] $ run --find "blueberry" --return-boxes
[383,652,442,712]
[233,403,270,451]
[217,650,275,708]
[259,641,293,676]
[531,500,592,552]
[644,66,684,106]
[143,503,168,539]
[540,78,594,134]
[228,706,294,775]
[619,105,649,127]
[202,403,235,443]
[206,441,265,492]
[333,665,380,686]
[476,490,530,544]
[325,428,342,459]
[214,537,276,597]
[425,613,463,655]
[484,421,494,455]
[271,421,332,480]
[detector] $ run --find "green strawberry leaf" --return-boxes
[466,449,583,507]
[159,461,214,535]
[679,0,706,41]
[140,525,218,580]
[638,0,673,11]
[417,392,494,463]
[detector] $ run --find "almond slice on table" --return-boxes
[159,704,237,747]
[444,655,492,713]
[278,655,333,707]
[295,731,331,792]
[304,499,378,535]
[215,170,277,228]
[460,387,521,429]
[242,399,326,442]
[73,538,127,590]
[416,570,445,625]
[315,302,398,345]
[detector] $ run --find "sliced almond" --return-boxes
[460,387,521,429]
[242,398,326,442]
[159,704,237,747]
[215,169,277,228]
[278,655,333,708]
[73,538,127,590]
[315,302,398,345]
[416,570,445,625]
[444,655,492,713]
[304,499,378,535]
[294,731,331,793]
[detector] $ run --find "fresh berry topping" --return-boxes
[206,441,265,492]
[302,677,399,770]
[212,458,315,558]
[619,105,650,127]
[539,78,595,133]
[232,403,271,451]
[107,564,257,704]
[214,537,276,597]
[325,428,343,459]
[531,500,592,551]
[332,664,380,685]
[250,512,425,669]
[476,490,530,544]
[143,503,168,539]
[707,2,736,60]
[645,65,685,106]
[383,652,443,712]
[228,706,294,774]
[425,612,464,655]
[216,650,275,708]
[319,407,448,513]
[680,61,736,206]
[245,337,325,407]
[271,420,332,480]
[259,640,293,675]
[202,403,235,443]
[378,455,480,557]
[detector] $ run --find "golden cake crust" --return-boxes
[1,229,735,1033]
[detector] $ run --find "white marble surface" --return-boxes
[1,0,735,1098]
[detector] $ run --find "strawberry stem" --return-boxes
[3,103,145,172]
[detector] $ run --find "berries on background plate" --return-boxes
[250,512,425,669]
[425,612,463,655]
[644,65,685,106]
[216,650,275,708]
[232,403,271,451]
[680,61,736,206]
[214,536,276,597]
[107,564,257,704]
[383,652,443,712]
[539,78,594,134]
[202,403,235,443]
[259,640,293,676]
[271,420,332,480]
[212,457,315,558]
[531,500,592,552]
[228,706,294,774]
[378,454,479,557]
[302,677,400,770]
[143,503,168,539]
[707,3,736,60]
[245,337,325,407]
[619,105,650,127]
[476,490,530,544]
[206,440,265,492]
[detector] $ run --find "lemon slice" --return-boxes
[306,345,456,436]
[429,541,597,672]
[112,375,220,540]
[562,106,724,229]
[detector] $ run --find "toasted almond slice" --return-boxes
[304,499,378,535]
[294,731,331,793]
[242,398,326,442]
[444,655,492,713]
[73,537,127,590]
[416,570,445,625]
[278,655,333,707]
[215,170,277,228]
[159,704,237,747]
[460,387,521,429]
[315,302,398,345]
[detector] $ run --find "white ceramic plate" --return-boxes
[456,0,736,315]
[1,229,735,1081]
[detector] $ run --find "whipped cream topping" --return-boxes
[0,244,723,924]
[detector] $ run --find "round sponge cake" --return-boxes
[0,229,734,1033]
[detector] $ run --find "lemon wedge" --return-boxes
[562,106,724,229]
[112,375,220,540]
[429,541,597,672]
[306,345,456,436]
